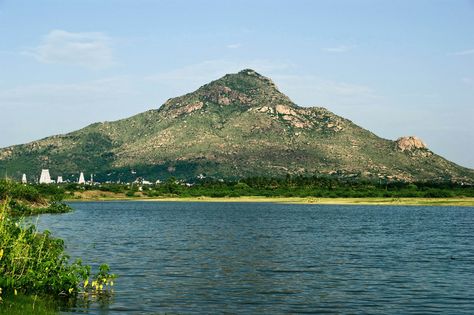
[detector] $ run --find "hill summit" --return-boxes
[1,69,473,183]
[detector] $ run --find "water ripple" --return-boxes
[33,202,474,314]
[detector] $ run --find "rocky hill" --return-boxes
[1,69,473,183]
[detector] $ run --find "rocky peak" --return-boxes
[395,136,427,152]
[207,69,295,108]
[236,68,276,86]
[239,68,262,76]
[212,68,279,93]
[159,69,297,117]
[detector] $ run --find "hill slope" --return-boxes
[1,69,473,183]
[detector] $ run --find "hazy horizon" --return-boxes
[1,0,473,168]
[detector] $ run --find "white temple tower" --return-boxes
[39,169,52,184]
[78,172,85,184]
[21,173,27,184]
[57,176,63,183]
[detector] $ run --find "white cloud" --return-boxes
[0,76,143,148]
[462,77,474,87]
[0,77,133,109]
[226,43,242,49]
[272,74,378,108]
[449,48,474,56]
[322,45,354,53]
[25,29,115,69]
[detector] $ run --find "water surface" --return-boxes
[34,202,474,314]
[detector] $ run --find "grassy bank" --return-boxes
[66,191,474,206]
[59,176,474,205]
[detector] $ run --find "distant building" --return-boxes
[134,177,152,185]
[78,172,85,184]
[21,173,27,184]
[57,176,63,183]
[39,169,52,184]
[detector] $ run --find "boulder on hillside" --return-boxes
[395,136,427,152]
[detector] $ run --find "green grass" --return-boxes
[65,191,474,207]
[0,293,58,315]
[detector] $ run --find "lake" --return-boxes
[33,201,474,314]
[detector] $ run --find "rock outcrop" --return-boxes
[395,136,427,152]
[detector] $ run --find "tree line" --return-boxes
[62,175,474,198]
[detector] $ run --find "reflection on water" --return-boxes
[34,202,474,314]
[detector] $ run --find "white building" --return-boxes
[21,173,27,184]
[57,176,63,183]
[78,172,85,184]
[39,169,52,184]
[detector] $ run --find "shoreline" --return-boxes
[65,195,474,207]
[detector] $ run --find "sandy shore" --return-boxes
[66,192,474,207]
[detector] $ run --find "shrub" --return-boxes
[125,191,136,197]
[10,185,41,203]
[0,199,115,302]
[44,202,73,214]
[423,189,454,198]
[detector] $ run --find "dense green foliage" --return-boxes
[0,184,116,310]
[0,203,88,296]
[0,200,115,301]
[0,181,41,203]
[0,180,71,216]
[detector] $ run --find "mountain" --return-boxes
[1,69,473,183]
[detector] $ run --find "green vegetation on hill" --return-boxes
[1,69,473,183]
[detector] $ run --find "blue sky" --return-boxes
[1,0,473,168]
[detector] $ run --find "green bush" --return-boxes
[44,202,72,214]
[423,189,454,198]
[6,200,72,217]
[125,191,136,197]
[0,199,116,302]
[10,185,41,203]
